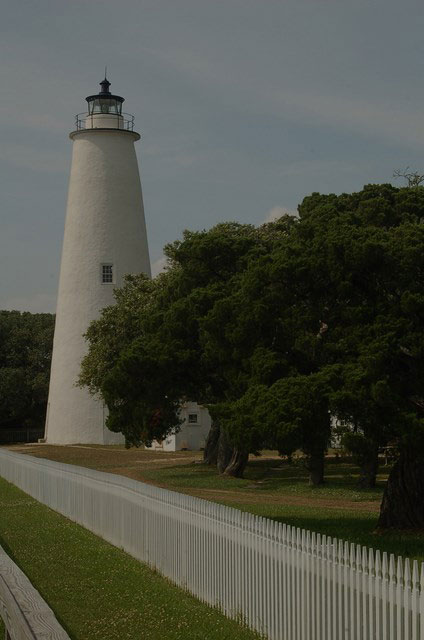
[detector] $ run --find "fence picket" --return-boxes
[412,560,419,640]
[420,564,424,640]
[398,556,405,640]
[362,546,368,638]
[389,554,396,639]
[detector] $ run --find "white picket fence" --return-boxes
[0,448,422,640]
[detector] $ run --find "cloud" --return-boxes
[151,256,168,277]
[1,292,57,314]
[264,206,297,223]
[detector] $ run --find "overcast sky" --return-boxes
[1,0,424,312]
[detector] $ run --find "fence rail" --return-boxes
[0,448,422,640]
[0,543,70,640]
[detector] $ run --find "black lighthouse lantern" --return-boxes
[74,76,135,132]
[85,77,124,115]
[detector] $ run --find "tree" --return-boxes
[81,184,424,525]
[214,372,333,484]
[0,311,55,431]
[80,223,267,472]
[201,184,424,499]
[294,185,424,520]
[393,167,424,188]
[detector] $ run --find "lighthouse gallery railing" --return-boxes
[74,112,135,131]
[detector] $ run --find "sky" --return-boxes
[1,0,424,313]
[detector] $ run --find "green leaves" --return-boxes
[80,184,424,474]
[0,311,55,429]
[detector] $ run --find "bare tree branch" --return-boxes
[393,167,424,187]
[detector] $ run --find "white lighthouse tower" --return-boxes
[44,77,151,444]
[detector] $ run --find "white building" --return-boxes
[44,77,150,445]
[148,402,211,451]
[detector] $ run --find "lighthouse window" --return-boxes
[188,414,199,424]
[101,264,114,284]
[89,98,122,115]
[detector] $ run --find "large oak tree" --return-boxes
[80,184,424,526]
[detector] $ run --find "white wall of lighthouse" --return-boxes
[45,79,150,444]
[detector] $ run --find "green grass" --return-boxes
[222,503,424,564]
[142,457,385,500]
[0,616,4,637]
[141,457,424,564]
[0,477,262,640]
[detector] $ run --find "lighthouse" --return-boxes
[44,77,151,444]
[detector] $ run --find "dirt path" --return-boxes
[6,444,200,470]
[183,488,380,512]
[5,444,381,513]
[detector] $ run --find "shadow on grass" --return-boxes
[223,501,424,563]
[143,458,386,502]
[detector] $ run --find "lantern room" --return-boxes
[75,77,135,132]
[86,77,124,115]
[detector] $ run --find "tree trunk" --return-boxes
[223,448,249,478]
[306,450,325,486]
[217,428,233,474]
[378,450,424,529]
[358,444,379,489]
[203,420,221,465]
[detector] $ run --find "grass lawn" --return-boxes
[7,444,424,564]
[0,476,262,640]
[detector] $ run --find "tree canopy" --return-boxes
[80,184,424,528]
[0,311,55,431]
